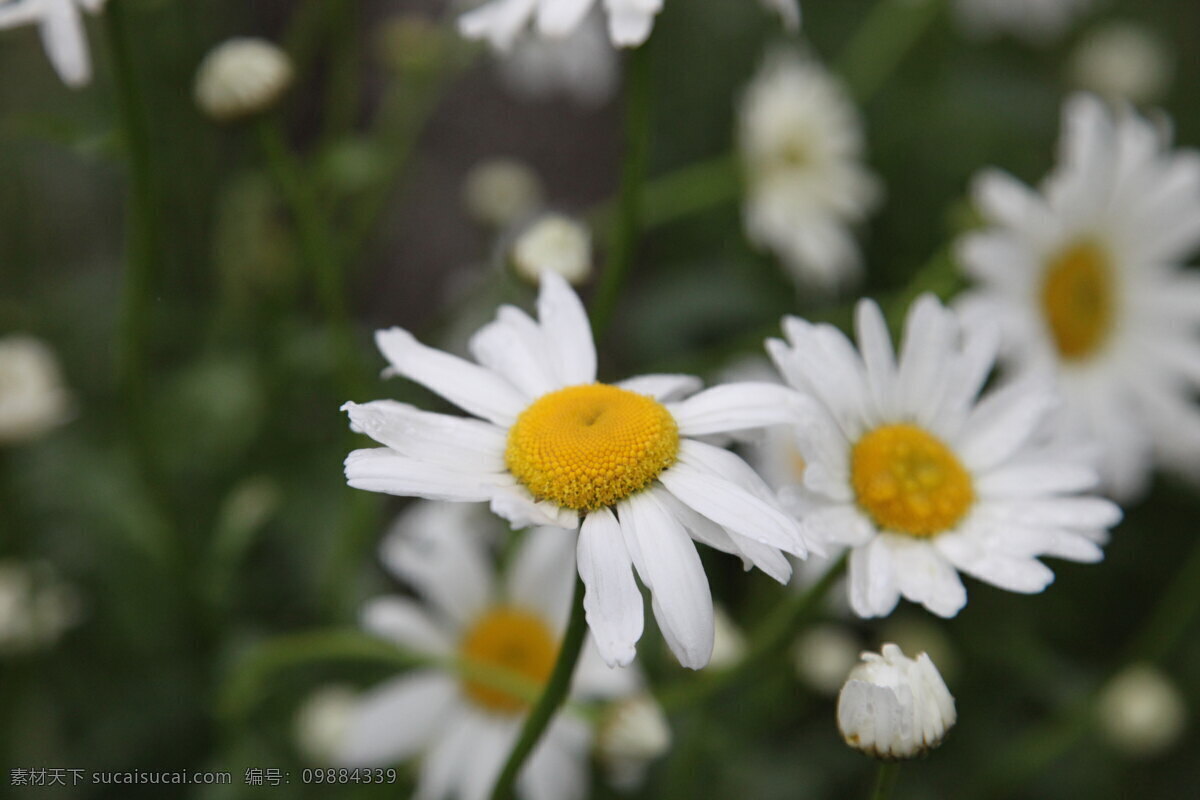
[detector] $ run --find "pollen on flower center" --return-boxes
[459,607,557,715]
[1041,241,1115,360]
[505,384,680,511]
[851,424,974,538]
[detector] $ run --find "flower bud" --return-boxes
[595,694,671,789]
[294,685,358,764]
[709,604,747,669]
[195,38,294,122]
[463,158,543,229]
[0,560,81,653]
[1069,23,1171,104]
[1096,664,1187,758]
[510,214,592,286]
[0,335,72,444]
[837,643,955,760]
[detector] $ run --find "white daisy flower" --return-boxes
[0,334,72,444]
[495,10,619,106]
[0,0,106,88]
[337,504,641,800]
[343,271,813,669]
[458,0,799,52]
[767,295,1121,619]
[1069,22,1172,105]
[738,49,881,292]
[957,94,1200,499]
[954,0,1092,43]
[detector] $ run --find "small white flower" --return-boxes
[1096,664,1187,758]
[954,0,1093,43]
[792,624,860,695]
[1069,22,1172,106]
[0,560,81,653]
[837,643,956,760]
[709,604,746,669]
[0,334,72,444]
[496,10,619,106]
[464,158,545,229]
[459,0,799,52]
[511,214,593,287]
[768,295,1121,619]
[194,38,293,121]
[595,693,671,789]
[337,505,640,800]
[738,49,881,291]
[957,94,1200,499]
[0,0,105,88]
[294,686,358,765]
[343,272,815,669]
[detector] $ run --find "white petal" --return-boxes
[415,708,491,800]
[459,718,518,800]
[855,299,897,417]
[39,1,91,88]
[374,327,527,426]
[536,0,594,37]
[658,440,809,556]
[618,490,714,669]
[576,507,644,667]
[886,536,968,618]
[617,373,703,401]
[520,717,589,800]
[490,485,579,529]
[655,489,792,583]
[572,638,643,698]
[380,507,494,626]
[469,315,558,400]
[458,0,538,52]
[338,672,456,767]
[343,400,507,473]
[536,271,596,386]
[506,526,577,629]
[667,382,811,436]
[361,596,453,655]
[604,0,659,47]
[344,448,512,501]
[958,381,1056,471]
[848,536,899,618]
[975,462,1099,497]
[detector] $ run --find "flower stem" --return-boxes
[835,0,945,104]
[870,762,902,800]
[103,0,159,423]
[590,42,653,338]
[489,574,589,800]
[657,553,848,710]
[1124,528,1200,665]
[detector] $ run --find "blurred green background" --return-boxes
[1,0,1198,798]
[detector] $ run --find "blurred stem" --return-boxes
[870,762,902,800]
[590,43,653,338]
[103,1,159,425]
[1124,529,1200,664]
[835,0,945,103]
[657,553,848,710]
[489,575,588,800]
[321,1,361,148]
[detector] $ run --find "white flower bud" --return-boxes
[1096,664,1187,758]
[463,158,543,229]
[294,686,359,764]
[0,560,81,653]
[510,214,592,286]
[1069,23,1171,104]
[837,643,956,760]
[595,694,671,789]
[792,624,860,695]
[195,38,294,122]
[0,335,72,444]
[709,604,747,669]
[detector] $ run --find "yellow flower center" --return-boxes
[1041,241,1116,361]
[505,384,680,511]
[459,607,557,715]
[851,424,974,538]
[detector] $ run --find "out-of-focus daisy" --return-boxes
[954,0,1092,43]
[463,158,545,230]
[0,335,72,444]
[337,507,640,800]
[343,272,813,668]
[767,295,1121,619]
[738,49,880,292]
[595,693,671,790]
[1069,22,1172,105]
[1096,664,1188,758]
[0,560,81,653]
[459,0,799,52]
[510,213,593,287]
[294,686,358,764]
[0,0,105,88]
[958,94,1200,499]
[194,38,294,122]
[496,10,618,106]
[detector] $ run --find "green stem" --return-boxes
[835,0,946,103]
[489,574,589,800]
[870,762,902,800]
[590,43,653,338]
[103,1,159,422]
[657,553,848,710]
[1124,530,1200,665]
